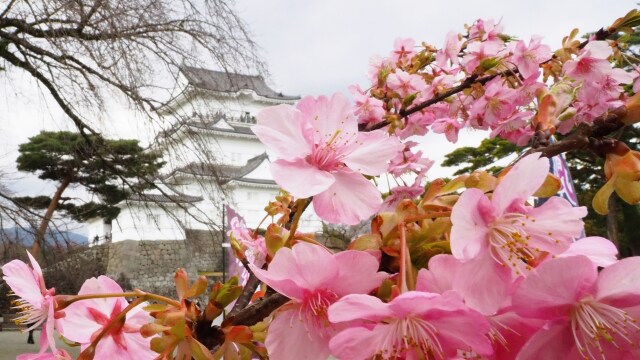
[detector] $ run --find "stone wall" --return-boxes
[44,229,224,297]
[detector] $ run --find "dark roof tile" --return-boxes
[181,66,299,101]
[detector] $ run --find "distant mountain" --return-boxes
[0,227,88,246]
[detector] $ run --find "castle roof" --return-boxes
[127,182,204,204]
[180,66,299,101]
[167,153,275,186]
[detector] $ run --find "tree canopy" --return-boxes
[15,131,164,254]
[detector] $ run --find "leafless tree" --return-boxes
[0,0,265,252]
[0,0,262,134]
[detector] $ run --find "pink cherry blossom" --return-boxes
[349,84,386,125]
[416,256,544,359]
[382,181,426,212]
[422,74,457,101]
[431,117,463,143]
[563,41,613,82]
[462,40,503,73]
[60,276,156,360]
[229,219,266,269]
[386,70,427,98]
[509,37,552,79]
[449,153,587,314]
[2,251,59,353]
[249,242,387,360]
[328,291,493,359]
[368,55,396,85]
[394,111,434,139]
[252,93,402,225]
[439,31,462,65]
[390,37,415,64]
[469,77,518,127]
[512,255,640,359]
[388,141,433,177]
[468,18,504,43]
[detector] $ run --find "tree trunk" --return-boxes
[621,202,640,257]
[606,195,619,250]
[30,175,73,258]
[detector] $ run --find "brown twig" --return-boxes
[227,293,289,327]
[532,106,628,158]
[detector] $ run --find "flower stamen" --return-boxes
[571,298,640,359]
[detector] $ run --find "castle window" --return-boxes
[239,112,256,124]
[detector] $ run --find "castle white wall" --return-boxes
[109,205,186,242]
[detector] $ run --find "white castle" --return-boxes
[86,67,321,243]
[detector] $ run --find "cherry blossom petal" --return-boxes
[271,159,335,198]
[44,305,56,353]
[328,294,393,323]
[584,40,613,59]
[250,243,338,300]
[453,252,512,315]
[266,307,332,360]
[331,250,387,297]
[59,305,103,344]
[450,188,491,260]
[424,307,493,357]
[489,311,546,360]
[297,93,357,142]
[557,236,618,267]
[388,291,451,318]
[492,153,549,214]
[312,169,381,225]
[26,251,46,291]
[1,259,43,306]
[416,254,459,294]
[596,256,640,307]
[517,321,579,360]
[253,104,312,161]
[524,196,586,253]
[91,330,155,360]
[289,242,339,290]
[329,325,388,360]
[343,131,402,176]
[512,256,597,320]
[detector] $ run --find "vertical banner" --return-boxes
[533,137,584,238]
[534,137,579,207]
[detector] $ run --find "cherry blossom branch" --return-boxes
[227,293,289,327]
[361,27,614,133]
[57,290,182,310]
[228,267,261,317]
[532,106,628,158]
[285,198,311,246]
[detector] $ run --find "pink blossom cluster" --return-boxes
[246,154,637,360]
[2,255,154,360]
[355,21,637,145]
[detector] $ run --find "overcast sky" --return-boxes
[0,0,637,207]
[235,0,637,177]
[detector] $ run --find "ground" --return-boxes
[0,330,80,359]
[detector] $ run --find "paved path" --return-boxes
[0,330,80,359]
